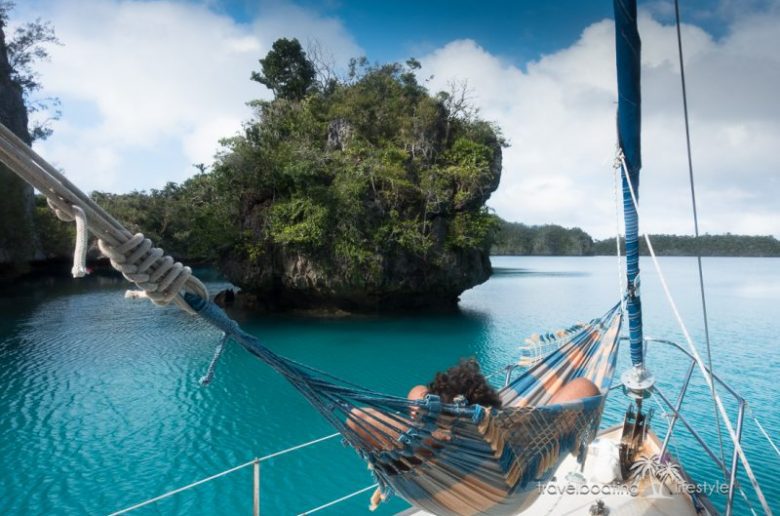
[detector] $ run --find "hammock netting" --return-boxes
[184,293,623,515]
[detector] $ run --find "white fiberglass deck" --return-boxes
[399,425,709,516]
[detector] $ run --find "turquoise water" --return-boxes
[1,257,778,515]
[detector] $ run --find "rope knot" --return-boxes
[97,233,207,312]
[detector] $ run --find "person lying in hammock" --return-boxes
[346,359,497,451]
[348,358,601,509]
[347,357,599,454]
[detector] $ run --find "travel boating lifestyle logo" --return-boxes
[627,453,730,498]
[536,472,728,499]
[536,478,639,497]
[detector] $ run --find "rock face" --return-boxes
[0,23,39,270]
[219,134,502,312]
[215,62,503,313]
[220,242,493,312]
[326,119,353,151]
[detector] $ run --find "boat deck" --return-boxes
[399,425,712,516]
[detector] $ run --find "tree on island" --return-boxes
[213,40,505,311]
[251,38,316,101]
[0,2,60,275]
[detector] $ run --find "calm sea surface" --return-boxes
[0,256,778,515]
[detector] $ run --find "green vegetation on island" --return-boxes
[1,3,777,297]
[592,234,780,257]
[492,220,593,256]
[493,220,780,257]
[94,39,506,310]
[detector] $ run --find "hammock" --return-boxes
[186,293,623,515]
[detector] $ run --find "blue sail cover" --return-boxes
[614,0,644,366]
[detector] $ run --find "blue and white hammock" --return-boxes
[186,293,623,515]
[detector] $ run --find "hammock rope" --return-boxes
[0,122,208,313]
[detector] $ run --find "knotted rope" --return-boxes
[0,122,208,315]
[97,234,197,308]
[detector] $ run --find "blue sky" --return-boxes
[213,0,744,64]
[229,0,617,65]
[15,0,780,238]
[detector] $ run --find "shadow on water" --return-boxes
[0,271,128,332]
[0,268,497,391]
[492,267,589,278]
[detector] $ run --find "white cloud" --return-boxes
[19,1,780,238]
[22,0,361,193]
[419,11,780,238]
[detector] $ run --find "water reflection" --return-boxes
[492,266,589,278]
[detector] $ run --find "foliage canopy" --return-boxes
[93,40,505,308]
[251,38,316,101]
[0,1,60,141]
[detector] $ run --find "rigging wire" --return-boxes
[617,154,772,515]
[748,404,780,461]
[109,432,342,514]
[673,0,727,469]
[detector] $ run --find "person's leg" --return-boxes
[549,377,600,404]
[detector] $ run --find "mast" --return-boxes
[613,0,654,392]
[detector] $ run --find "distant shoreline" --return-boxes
[490,253,780,258]
[492,219,780,258]
[4,230,779,284]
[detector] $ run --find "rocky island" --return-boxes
[215,40,504,311]
[91,39,505,312]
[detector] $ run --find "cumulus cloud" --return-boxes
[18,1,779,238]
[419,10,780,238]
[21,0,361,192]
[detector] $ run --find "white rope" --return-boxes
[97,235,199,312]
[199,335,227,385]
[297,484,378,515]
[46,198,88,278]
[617,153,772,515]
[0,122,208,314]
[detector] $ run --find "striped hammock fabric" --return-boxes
[184,294,622,515]
[384,305,622,514]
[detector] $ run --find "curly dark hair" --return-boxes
[427,358,501,409]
